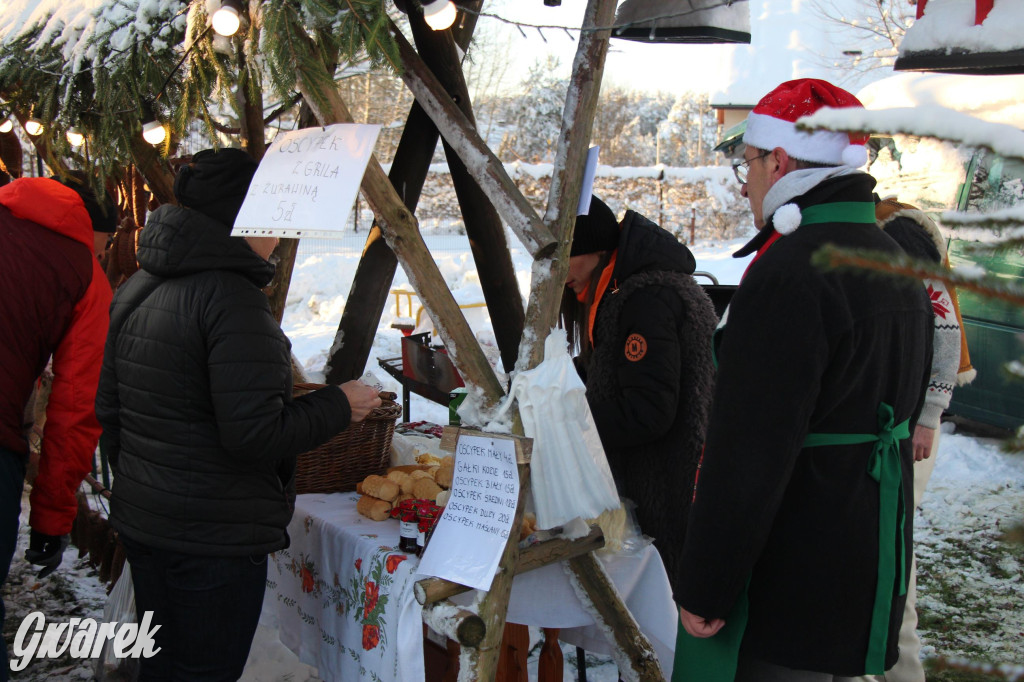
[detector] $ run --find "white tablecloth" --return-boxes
[262,493,677,681]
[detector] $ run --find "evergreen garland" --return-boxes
[0,0,400,176]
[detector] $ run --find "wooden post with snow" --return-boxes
[292,0,664,677]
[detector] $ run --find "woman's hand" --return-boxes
[340,381,383,422]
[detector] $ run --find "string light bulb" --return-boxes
[66,127,85,147]
[24,118,44,136]
[212,0,243,37]
[0,116,12,134]
[142,119,166,146]
[422,0,457,30]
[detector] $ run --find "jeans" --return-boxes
[120,536,268,682]
[1,447,27,682]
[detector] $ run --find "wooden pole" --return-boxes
[388,22,556,259]
[325,9,484,382]
[567,553,664,681]
[407,9,525,376]
[515,0,617,374]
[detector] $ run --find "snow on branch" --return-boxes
[941,207,1024,231]
[811,245,1024,309]
[797,106,1024,161]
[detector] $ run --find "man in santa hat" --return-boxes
[673,79,934,681]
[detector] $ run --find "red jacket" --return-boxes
[0,178,111,535]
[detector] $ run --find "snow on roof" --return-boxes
[709,0,893,108]
[900,0,1024,55]
[856,72,1024,127]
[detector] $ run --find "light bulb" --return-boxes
[422,0,457,31]
[25,118,44,136]
[66,127,85,147]
[0,117,12,134]
[142,120,166,146]
[212,5,241,37]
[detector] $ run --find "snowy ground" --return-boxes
[4,234,1023,680]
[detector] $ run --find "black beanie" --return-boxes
[570,195,620,256]
[173,147,260,228]
[53,172,118,233]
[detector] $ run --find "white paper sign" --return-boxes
[231,123,381,238]
[576,145,600,216]
[417,435,519,591]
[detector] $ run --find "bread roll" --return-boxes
[412,477,442,501]
[434,461,454,489]
[357,495,392,522]
[361,474,399,502]
[387,470,415,494]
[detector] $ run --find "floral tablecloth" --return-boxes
[263,493,677,680]
[264,492,424,682]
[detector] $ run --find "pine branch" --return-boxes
[811,245,1024,308]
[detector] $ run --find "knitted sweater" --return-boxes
[876,199,974,428]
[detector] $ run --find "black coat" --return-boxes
[678,173,933,675]
[583,211,717,600]
[96,205,352,556]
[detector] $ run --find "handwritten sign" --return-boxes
[231,123,380,238]
[417,435,519,591]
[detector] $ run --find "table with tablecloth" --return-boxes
[261,492,678,681]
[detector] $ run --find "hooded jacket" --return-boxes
[0,178,111,536]
[678,173,933,675]
[96,204,351,556]
[582,210,717,599]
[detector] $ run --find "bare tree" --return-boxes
[807,0,915,84]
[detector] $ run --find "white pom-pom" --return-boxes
[842,144,868,168]
[774,203,802,235]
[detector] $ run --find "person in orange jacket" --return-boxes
[0,176,114,679]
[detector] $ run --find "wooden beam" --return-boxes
[407,8,525,376]
[325,13,481,383]
[422,601,487,649]
[517,0,617,374]
[413,524,605,606]
[567,553,664,680]
[293,38,505,407]
[389,21,557,259]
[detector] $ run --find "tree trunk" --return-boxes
[129,135,175,206]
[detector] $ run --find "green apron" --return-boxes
[672,402,909,680]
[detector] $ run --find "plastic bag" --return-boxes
[497,329,621,529]
[94,562,139,681]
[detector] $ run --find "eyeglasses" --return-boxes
[732,150,772,184]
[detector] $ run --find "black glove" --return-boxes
[24,530,69,579]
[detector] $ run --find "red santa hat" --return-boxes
[743,78,870,168]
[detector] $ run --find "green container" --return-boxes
[449,387,468,426]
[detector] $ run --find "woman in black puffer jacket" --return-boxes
[95,148,380,681]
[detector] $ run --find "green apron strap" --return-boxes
[672,582,750,682]
[801,402,910,674]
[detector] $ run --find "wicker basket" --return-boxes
[292,383,402,494]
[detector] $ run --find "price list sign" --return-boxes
[231,123,380,238]
[417,434,519,591]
